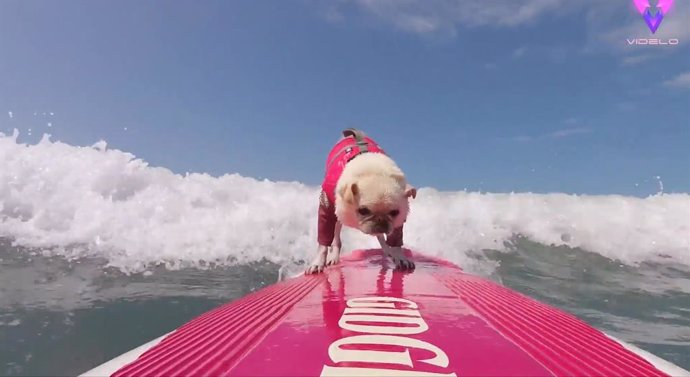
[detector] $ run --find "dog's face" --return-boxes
[338,173,416,235]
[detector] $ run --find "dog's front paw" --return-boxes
[325,244,341,266]
[305,245,328,274]
[386,247,415,270]
[396,255,415,270]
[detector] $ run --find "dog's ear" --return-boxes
[405,184,417,199]
[340,182,359,204]
[391,172,416,200]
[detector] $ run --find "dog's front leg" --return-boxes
[376,233,415,270]
[307,192,339,275]
[326,221,342,266]
[305,245,328,274]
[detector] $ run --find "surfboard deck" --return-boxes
[83,249,688,377]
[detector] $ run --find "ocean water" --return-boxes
[1,130,689,375]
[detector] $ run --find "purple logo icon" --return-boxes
[633,0,674,33]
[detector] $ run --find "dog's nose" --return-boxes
[372,221,390,234]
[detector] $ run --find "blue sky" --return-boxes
[1,0,688,196]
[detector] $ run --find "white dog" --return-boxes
[306,129,417,274]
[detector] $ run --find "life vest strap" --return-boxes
[342,128,369,154]
[326,128,378,172]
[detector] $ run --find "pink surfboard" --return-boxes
[82,249,688,377]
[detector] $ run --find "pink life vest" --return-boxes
[321,133,386,205]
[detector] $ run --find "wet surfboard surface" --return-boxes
[92,249,684,377]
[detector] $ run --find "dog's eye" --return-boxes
[357,207,371,216]
[389,209,400,217]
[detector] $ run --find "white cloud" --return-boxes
[8,111,13,119]
[484,62,499,70]
[512,46,527,59]
[621,54,653,65]
[616,101,636,111]
[347,0,689,41]
[325,8,345,23]
[512,135,534,142]
[663,71,690,89]
[511,125,592,142]
[548,127,592,139]
[346,0,573,35]
[548,46,569,63]
[310,0,348,24]
[325,0,688,63]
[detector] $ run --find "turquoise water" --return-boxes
[1,238,689,376]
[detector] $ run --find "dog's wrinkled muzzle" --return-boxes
[370,221,390,235]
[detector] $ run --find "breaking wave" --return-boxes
[1,130,688,273]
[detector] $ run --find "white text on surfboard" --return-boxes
[321,296,457,377]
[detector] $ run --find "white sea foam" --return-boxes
[1,130,689,273]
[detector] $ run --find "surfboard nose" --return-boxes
[86,249,687,377]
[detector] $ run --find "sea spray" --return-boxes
[1,130,689,274]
